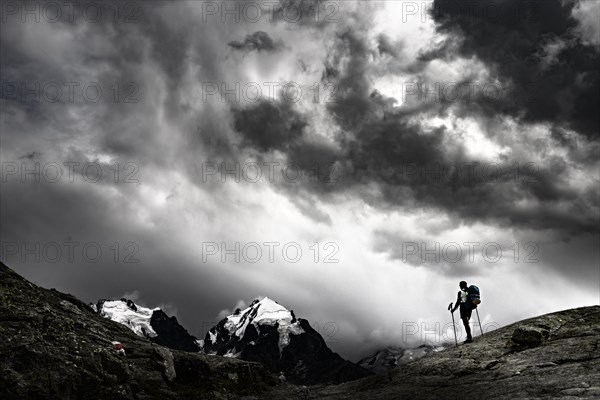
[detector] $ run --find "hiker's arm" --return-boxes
[451,292,461,312]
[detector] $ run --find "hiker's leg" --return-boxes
[462,317,472,340]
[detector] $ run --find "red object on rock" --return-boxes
[112,341,126,355]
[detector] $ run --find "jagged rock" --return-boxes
[510,325,550,350]
[150,309,202,352]
[0,262,278,400]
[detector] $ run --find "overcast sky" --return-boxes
[1,0,599,362]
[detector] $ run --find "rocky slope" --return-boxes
[0,261,277,400]
[203,297,372,385]
[269,305,600,399]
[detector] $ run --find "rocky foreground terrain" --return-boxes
[1,260,599,399]
[0,262,277,399]
[282,305,600,399]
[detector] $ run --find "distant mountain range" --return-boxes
[93,296,371,384]
[92,296,447,380]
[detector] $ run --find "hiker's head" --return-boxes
[459,281,468,290]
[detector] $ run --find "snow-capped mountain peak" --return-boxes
[216,297,304,352]
[203,296,372,384]
[95,299,159,338]
[93,298,201,352]
[224,297,293,334]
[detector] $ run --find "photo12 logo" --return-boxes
[1,161,140,184]
[1,1,140,23]
[398,1,537,24]
[401,320,500,344]
[199,1,339,24]
[396,162,539,184]
[199,161,340,184]
[1,241,140,264]
[397,81,536,105]
[0,81,140,104]
[311,321,340,343]
[201,82,338,104]
[201,242,340,264]
[400,241,540,264]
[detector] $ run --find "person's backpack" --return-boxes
[467,285,481,308]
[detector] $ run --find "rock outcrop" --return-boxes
[150,309,202,352]
[0,262,277,400]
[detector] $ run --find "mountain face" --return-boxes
[203,297,372,385]
[0,262,277,400]
[357,345,446,373]
[93,299,201,352]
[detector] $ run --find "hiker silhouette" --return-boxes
[451,281,474,343]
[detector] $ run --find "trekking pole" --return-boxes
[448,303,458,345]
[475,308,484,337]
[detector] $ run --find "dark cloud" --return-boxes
[229,25,600,236]
[431,0,600,137]
[232,100,307,152]
[228,31,281,52]
[376,34,401,58]
[324,31,376,131]
[18,151,40,160]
